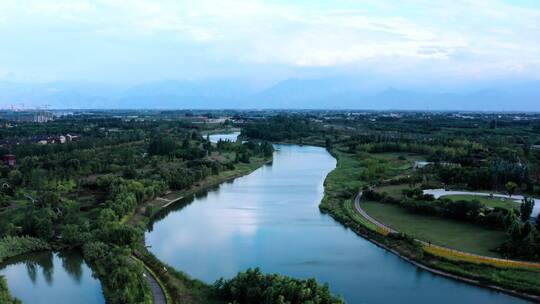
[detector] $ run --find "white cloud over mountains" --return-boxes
[0,0,539,85]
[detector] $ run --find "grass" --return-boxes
[134,249,224,304]
[343,199,388,234]
[362,200,508,257]
[376,184,411,199]
[442,194,520,210]
[427,257,540,295]
[317,146,540,297]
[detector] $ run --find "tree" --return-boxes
[0,276,21,304]
[325,138,333,150]
[7,170,23,187]
[148,135,176,156]
[520,197,535,222]
[505,181,518,197]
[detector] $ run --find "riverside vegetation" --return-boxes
[0,113,343,304]
[241,113,540,299]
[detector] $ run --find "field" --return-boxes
[362,200,508,257]
[442,194,519,210]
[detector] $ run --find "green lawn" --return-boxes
[362,200,508,257]
[374,152,425,176]
[442,194,519,210]
[376,184,411,199]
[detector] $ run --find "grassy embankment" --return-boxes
[361,201,507,257]
[129,154,270,226]
[320,148,540,298]
[369,186,520,257]
[127,154,272,304]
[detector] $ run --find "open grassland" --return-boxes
[362,200,507,257]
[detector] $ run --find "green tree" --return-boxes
[0,276,21,304]
[505,181,518,197]
[520,197,535,222]
[148,135,176,156]
[7,170,23,187]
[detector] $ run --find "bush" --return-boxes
[83,242,151,304]
[0,236,50,263]
[0,276,20,304]
[214,268,344,304]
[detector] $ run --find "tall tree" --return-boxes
[520,197,535,222]
[505,181,518,197]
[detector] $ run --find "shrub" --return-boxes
[214,268,344,304]
[0,276,20,304]
[0,236,50,263]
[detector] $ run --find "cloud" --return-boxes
[0,0,538,83]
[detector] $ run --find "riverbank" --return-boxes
[128,156,272,226]
[319,149,540,301]
[127,155,272,304]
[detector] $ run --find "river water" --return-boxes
[0,251,105,304]
[145,133,527,303]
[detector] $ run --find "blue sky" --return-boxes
[0,0,539,91]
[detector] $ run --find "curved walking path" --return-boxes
[354,192,540,269]
[131,256,167,304]
[143,267,167,304]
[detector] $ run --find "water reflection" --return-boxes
[0,251,105,304]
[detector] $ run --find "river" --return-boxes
[145,133,528,303]
[0,251,105,304]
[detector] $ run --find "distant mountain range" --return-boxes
[0,79,538,111]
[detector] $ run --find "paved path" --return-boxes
[354,192,540,269]
[130,256,167,304]
[143,267,167,304]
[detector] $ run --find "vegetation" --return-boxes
[134,250,221,304]
[362,200,508,257]
[0,276,20,304]
[0,116,277,303]
[0,236,51,263]
[214,268,344,304]
[366,188,521,232]
[242,113,540,298]
[2,110,540,302]
[83,242,152,304]
[441,194,519,210]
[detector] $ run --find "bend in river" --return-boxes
[146,133,528,304]
[0,251,105,304]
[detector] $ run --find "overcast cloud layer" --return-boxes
[0,0,539,109]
